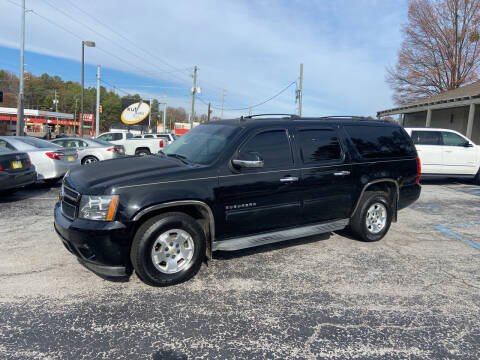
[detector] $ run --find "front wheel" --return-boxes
[130,212,206,286]
[350,191,392,242]
[135,149,151,156]
[82,156,99,165]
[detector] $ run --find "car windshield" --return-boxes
[89,138,113,146]
[162,124,239,165]
[16,137,62,149]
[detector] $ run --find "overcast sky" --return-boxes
[0,0,407,118]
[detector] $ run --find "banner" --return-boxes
[121,99,151,126]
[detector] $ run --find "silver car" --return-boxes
[51,137,126,164]
[0,136,80,184]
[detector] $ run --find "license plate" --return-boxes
[67,156,75,162]
[12,160,22,169]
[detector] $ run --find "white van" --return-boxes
[405,128,480,183]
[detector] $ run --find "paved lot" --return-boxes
[0,180,479,359]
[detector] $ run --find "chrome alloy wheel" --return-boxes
[83,157,97,164]
[365,203,387,234]
[151,229,195,274]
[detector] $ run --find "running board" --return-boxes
[212,219,349,251]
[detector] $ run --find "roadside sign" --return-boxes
[120,99,151,126]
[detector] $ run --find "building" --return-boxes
[377,80,480,144]
[0,107,94,136]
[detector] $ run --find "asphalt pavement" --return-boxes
[0,180,479,359]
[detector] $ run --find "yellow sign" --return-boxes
[121,101,151,125]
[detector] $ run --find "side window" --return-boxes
[298,129,342,163]
[441,131,468,146]
[411,131,443,145]
[78,141,88,147]
[0,139,16,150]
[144,134,154,138]
[112,133,123,141]
[134,135,142,138]
[238,130,292,169]
[98,134,112,142]
[52,140,65,147]
[126,133,133,139]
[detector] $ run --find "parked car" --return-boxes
[51,137,126,164]
[0,136,79,184]
[405,128,480,183]
[96,131,164,156]
[55,116,421,286]
[55,133,70,139]
[133,133,176,145]
[0,147,36,192]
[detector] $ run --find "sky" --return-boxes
[0,0,408,119]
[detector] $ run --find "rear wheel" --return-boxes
[350,191,392,242]
[475,169,480,185]
[81,156,99,165]
[135,149,151,156]
[130,212,205,286]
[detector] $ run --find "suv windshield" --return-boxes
[163,124,239,165]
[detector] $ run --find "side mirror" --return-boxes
[463,142,473,147]
[232,152,264,168]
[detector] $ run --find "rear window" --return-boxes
[410,130,443,145]
[16,137,62,149]
[344,125,415,159]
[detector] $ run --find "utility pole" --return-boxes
[248,106,252,116]
[221,88,226,119]
[190,65,198,127]
[207,102,211,122]
[16,0,25,136]
[298,63,303,117]
[73,98,78,135]
[95,65,100,137]
[163,93,167,132]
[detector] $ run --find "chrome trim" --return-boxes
[212,219,349,251]
[132,200,215,259]
[232,159,264,168]
[350,178,399,218]
[333,171,350,176]
[279,176,299,182]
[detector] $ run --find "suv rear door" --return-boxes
[217,128,302,238]
[294,126,353,223]
[410,130,443,174]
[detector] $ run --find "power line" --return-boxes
[198,81,296,112]
[62,0,192,77]
[40,0,190,85]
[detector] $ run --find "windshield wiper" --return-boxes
[166,153,191,165]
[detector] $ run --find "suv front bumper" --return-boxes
[54,202,134,277]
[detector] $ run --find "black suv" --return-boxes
[54,116,421,286]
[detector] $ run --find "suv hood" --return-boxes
[65,155,189,194]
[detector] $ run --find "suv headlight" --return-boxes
[79,195,119,221]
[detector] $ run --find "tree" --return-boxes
[387,0,480,104]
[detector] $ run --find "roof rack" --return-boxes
[241,113,300,120]
[316,116,368,120]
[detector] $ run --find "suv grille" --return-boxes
[61,185,81,220]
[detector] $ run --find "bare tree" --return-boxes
[387,0,480,104]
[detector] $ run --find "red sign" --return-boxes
[79,113,94,123]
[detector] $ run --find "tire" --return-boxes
[350,191,392,242]
[130,212,206,286]
[81,156,99,165]
[475,169,480,185]
[135,149,151,156]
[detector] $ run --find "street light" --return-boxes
[80,40,95,137]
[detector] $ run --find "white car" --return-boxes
[0,136,80,184]
[405,128,480,183]
[96,132,165,156]
[133,133,176,145]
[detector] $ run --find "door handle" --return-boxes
[333,171,350,176]
[280,176,299,183]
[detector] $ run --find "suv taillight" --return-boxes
[45,151,64,160]
[416,156,421,184]
[0,165,3,171]
[159,140,164,148]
